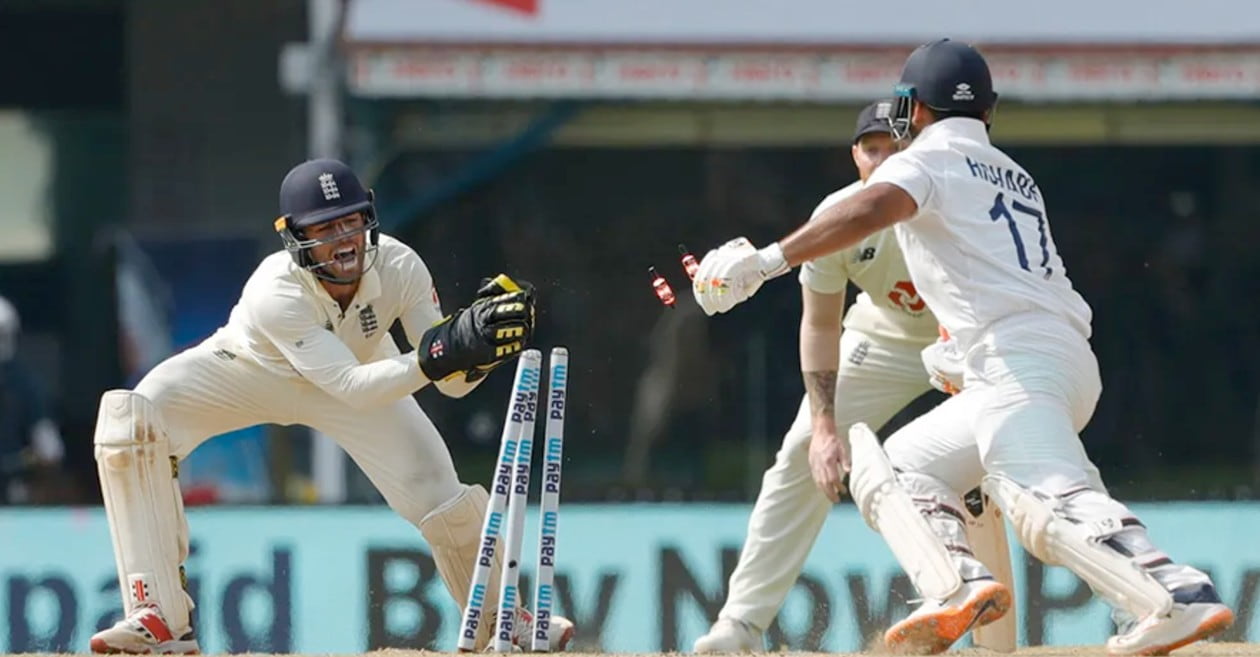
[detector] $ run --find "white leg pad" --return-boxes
[848,423,961,601]
[965,491,1016,652]
[419,483,502,648]
[982,474,1172,618]
[94,390,192,633]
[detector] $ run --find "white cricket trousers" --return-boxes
[883,313,1103,501]
[720,329,933,630]
[135,339,462,526]
[882,313,1212,604]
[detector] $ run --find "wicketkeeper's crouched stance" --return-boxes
[90,159,574,654]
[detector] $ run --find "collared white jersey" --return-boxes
[799,181,939,342]
[866,118,1092,349]
[209,234,443,409]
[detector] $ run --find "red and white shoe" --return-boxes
[506,607,575,652]
[884,578,1012,655]
[90,604,198,655]
[475,607,574,652]
[1106,584,1234,656]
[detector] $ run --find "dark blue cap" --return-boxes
[896,39,997,115]
[279,158,373,229]
[853,99,895,143]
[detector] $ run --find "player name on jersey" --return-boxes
[964,157,1042,204]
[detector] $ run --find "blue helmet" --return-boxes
[274,158,380,283]
[890,39,999,141]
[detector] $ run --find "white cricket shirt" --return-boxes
[799,181,939,342]
[867,118,1093,349]
[210,234,448,409]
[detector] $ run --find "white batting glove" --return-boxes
[920,335,964,395]
[691,238,789,316]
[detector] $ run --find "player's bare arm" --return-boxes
[778,183,918,268]
[799,286,848,501]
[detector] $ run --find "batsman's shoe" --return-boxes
[1105,583,1234,656]
[884,578,1011,655]
[90,604,198,654]
[693,617,765,653]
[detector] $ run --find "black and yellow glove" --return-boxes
[476,274,535,305]
[460,274,537,382]
[416,274,536,382]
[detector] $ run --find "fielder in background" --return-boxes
[693,101,942,652]
[89,159,574,654]
[691,39,1232,655]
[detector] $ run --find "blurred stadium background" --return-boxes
[0,0,1258,653]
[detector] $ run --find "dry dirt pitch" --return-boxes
[508,647,1260,657]
[7,648,1259,657]
[22,647,1253,657]
[419,647,1257,657]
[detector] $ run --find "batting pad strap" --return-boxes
[982,475,1173,618]
[848,423,962,601]
[94,390,192,634]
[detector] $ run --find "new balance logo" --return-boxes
[318,173,340,200]
[857,247,876,262]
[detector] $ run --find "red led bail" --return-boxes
[649,267,676,307]
[678,244,699,280]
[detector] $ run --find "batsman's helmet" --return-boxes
[890,38,998,141]
[274,158,380,284]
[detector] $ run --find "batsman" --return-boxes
[89,159,574,653]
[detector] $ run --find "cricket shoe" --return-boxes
[884,578,1011,655]
[1105,583,1234,656]
[480,607,575,652]
[90,604,198,654]
[693,617,765,653]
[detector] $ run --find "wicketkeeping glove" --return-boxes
[476,273,535,301]
[416,274,536,382]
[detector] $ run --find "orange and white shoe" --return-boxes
[1106,583,1234,656]
[90,604,198,654]
[884,578,1011,655]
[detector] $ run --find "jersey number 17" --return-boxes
[989,192,1053,279]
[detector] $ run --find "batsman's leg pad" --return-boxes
[895,471,992,583]
[982,474,1172,618]
[849,423,961,601]
[94,390,193,634]
[420,483,502,648]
